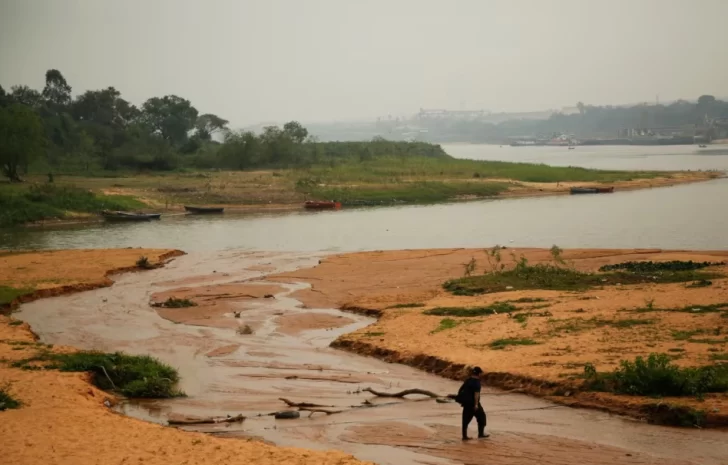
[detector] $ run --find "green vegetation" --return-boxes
[0,385,21,411]
[671,329,708,341]
[8,320,23,326]
[13,351,183,398]
[508,297,547,303]
[0,183,144,227]
[386,303,425,309]
[583,353,728,397]
[710,353,728,361]
[135,256,153,269]
[423,302,516,317]
[489,337,540,350]
[431,318,460,334]
[632,302,728,314]
[362,331,385,337]
[512,310,552,324]
[599,260,725,273]
[152,297,197,308]
[0,285,34,306]
[444,259,721,296]
[644,403,707,428]
[550,317,655,334]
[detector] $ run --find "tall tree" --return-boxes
[141,95,198,146]
[73,87,140,128]
[194,113,229,140]
[0,104,46,181]
[283,121,308,144]
[42,69,72,107]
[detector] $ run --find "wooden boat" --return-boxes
[184,205,225,214]
[304,200,342,210]
[101,210,155,221]
[570,187,614,194]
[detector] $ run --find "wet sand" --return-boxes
[14,250,728,465]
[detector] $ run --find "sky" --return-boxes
[1,0,728,127]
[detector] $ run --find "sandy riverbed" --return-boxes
[270,248,728,425]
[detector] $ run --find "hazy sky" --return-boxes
[2,0,727,126]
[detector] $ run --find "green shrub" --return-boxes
[488,337,539,350]
[599,260,724,273]
[153,297,197,308]
[424,302,516,317]
[0,385,21,411]
[386,302,425,309]
[431,318,460,333]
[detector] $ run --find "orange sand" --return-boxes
[270,248,728,424]
[276,312,355,335]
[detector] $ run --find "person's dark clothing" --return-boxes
[462,403,487,438]
[460,377,486,438]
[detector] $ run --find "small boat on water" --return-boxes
[184,205,225,214]
[304,200,342,210]
[101,210,160,221]
[570,186,614,195]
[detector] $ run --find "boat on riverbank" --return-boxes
[304,200,342,210]
[570,186,614,194]
[101,210,161,221]
[184,205,225,214]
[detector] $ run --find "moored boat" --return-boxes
[101,210,156,221]
[184,205,225,214]
[304,200,342,210]
[570,187,614,194]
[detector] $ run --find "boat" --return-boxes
[570,187,614,194]
[304,200,342,210]
[184,205,225,214]
[101,210,156,221]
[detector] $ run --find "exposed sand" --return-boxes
[0,250,370,465]
[276,312,356,335]
[0,248,184,310]
[270,248,728,425]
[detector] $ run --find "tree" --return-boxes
[195,113,229,140]
[283,121,308,144]
[577,102,585,115]
[141,95,198,146]
[42,69,72,107]
[0,104,46,181]
[10,85,43,108]
[73,87,139,127]
[0,85,6,107]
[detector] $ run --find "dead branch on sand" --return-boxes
[299,407,344,416]
[279,398,334,408]
[363,387,444,398]
[167,414,245,425]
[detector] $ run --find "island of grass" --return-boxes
[1,137,717,227]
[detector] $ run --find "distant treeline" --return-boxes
[416,96,728,143]
[0,69,447,181]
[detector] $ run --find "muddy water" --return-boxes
[18,252,728,465]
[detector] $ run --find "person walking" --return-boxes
[456,366,489,440]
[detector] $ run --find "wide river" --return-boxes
[1,144,727,251]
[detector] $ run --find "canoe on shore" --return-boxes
[570,187,614,194]
[304,200,342,210]
[184,206,225,214]
[101,210,160,221]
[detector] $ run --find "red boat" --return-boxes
[304,200,342,210]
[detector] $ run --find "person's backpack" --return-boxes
[454,382,468,406]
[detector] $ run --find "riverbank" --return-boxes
[270,248,728,427]
[0,249,369,465]
[3,163,721,228]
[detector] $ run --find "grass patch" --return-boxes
[13,351,183,398]
[550,317,654,334]
[0,285,34,306]
[0,183,145,227]
[668,348,686,353]
[508,297,547,303]
[583,353,728,397]
[424,302,516,317]
[443,263,718,296]
[672,329,708,341]
[632,302,728,314]
[0,385,21,411]
[512,310,553,324]
[599,260,725,273]
[362,331,385,337]
[710,353,728,361]
[8,320,23,326]
[489,337,539,350]
[153,297,197,308]
[386,302,425,309]
[431,318,460,334]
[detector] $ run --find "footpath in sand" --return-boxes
[0,249,369,465]
[271,247,728,425]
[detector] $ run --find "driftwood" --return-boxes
[168,414,245,425]
[363,387,444,399]
[299,407,344,416]
[279,398,333,408]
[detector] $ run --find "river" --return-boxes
[1,144,728,251]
